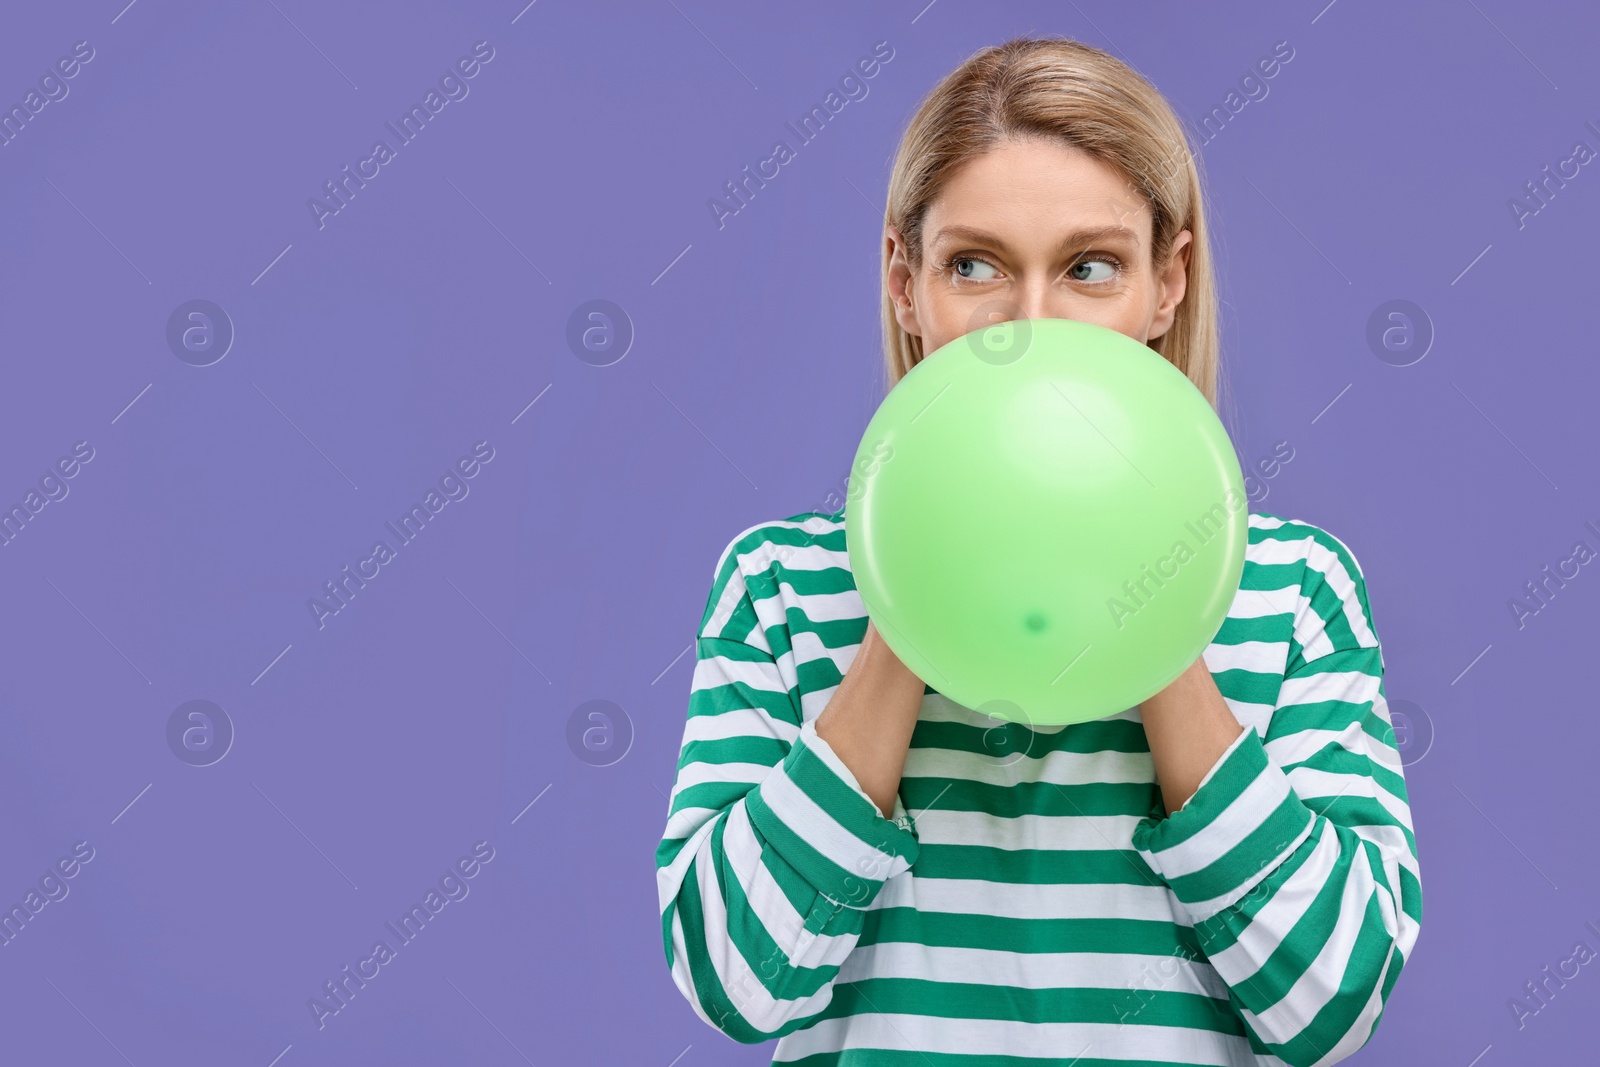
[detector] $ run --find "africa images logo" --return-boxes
[307,441,495,629]
[706,40,895,230]
[307,841,495,1030]
[307,41,496,230]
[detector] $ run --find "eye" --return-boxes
[949,255,998,281]
[1068,256,1121,284]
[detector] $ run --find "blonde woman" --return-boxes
[656,36,1420,1066]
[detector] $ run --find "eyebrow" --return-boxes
[928,223,1142,255]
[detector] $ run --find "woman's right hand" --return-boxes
[813,620,928,819]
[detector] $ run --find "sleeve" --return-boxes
[1130,527,1421,1067]
[654,530,922,1044]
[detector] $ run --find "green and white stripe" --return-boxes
[656,509,1421,1066]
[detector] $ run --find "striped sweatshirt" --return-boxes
[656,506,1421,1066]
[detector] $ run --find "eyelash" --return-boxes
[936,251,1127,285]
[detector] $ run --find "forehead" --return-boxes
[923,137,1151,248]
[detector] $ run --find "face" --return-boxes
[887,137,1192,357]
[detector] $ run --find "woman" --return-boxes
[655,36,1420,1066]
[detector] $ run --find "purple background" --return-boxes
[0,0,1593,1063]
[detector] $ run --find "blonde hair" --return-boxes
[879,36,1222,410]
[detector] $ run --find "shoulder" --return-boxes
[1246,508,1380,658]
[697,507,851,639]
[1246,509,1370,585]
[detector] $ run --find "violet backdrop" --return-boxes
[0,0,1593,1063]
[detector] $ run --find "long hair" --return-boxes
[879,36,1221,410]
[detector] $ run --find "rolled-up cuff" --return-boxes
[744,718,920,921]
[1131,727,1315,921]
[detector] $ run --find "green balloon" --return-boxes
[846,318,1248,727]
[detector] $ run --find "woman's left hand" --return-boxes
[1138,654,1247,816]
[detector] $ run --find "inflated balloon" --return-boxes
[845,317,1247,727]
